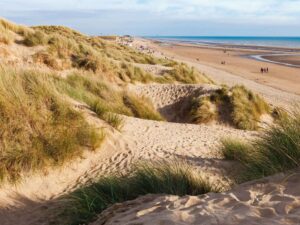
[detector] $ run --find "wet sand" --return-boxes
[262,55,300,66]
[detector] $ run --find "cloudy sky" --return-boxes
[1,0,300,36]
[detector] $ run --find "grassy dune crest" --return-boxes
[221,108,300,182]
[0,67,104,183]
[62,162,219,225]
[190,85,270,130]
[55,73,164,128]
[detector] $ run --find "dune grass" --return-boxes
[190,98,218,123]
[62,161,219,225]
[0,18,32,36]
[123,93,164,121]
[0,67,104,183]
[230,85,270,130]
[56,72,164,128]
[119,62,155,83]
[164,63,211,84]
[0,26,14,45]
[33,50,62,70]
[221,108,300,182]
[23,30,48,46]
[190,85,270,130]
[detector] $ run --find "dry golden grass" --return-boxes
[190,98,217,123]
[55,72,163,127]
[0,26,14,45]
[0,18,32,36]
[0,67,104,183]
[189,85,270,130]
[164,63,211,84]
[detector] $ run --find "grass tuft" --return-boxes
[23,30,48,47]
[0,67,104,183]
[62,161,219,225]
[221,108,300,182]
[190,85,270,130]
[123,93,164,121]
[164,63,211,84]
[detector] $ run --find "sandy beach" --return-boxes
[138,39,300,96]
[0,17,300,225]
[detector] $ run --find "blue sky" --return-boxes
[1,0,300,36]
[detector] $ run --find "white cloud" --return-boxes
[1,0,300,35]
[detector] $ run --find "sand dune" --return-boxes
[93,170,300,225]
[0,85,256,224]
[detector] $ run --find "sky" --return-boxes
[1,0,300,36]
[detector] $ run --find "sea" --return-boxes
[147,36,300,49]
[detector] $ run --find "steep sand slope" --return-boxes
[93,171,300,225]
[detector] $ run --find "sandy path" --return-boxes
[0,85,256,224]
[93,171,300,225]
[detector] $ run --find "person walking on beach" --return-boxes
[261,68,264,74]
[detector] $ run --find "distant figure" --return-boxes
[266,67,269,73]
[261,68,264,73]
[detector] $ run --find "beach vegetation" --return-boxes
[62,161,219,225]
[56,72,163,127]
[221,108,300,182]
[0,67,104,183]
[164,63,211,84]
[189,85,270,130]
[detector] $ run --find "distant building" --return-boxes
[117,35,134,46]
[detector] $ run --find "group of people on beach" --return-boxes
[261,67,269,73]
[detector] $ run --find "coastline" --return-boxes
[135,37,300,96]
[147,38,300,68]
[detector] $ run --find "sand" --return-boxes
[0,85,256,224]
[93,170,300,225]
[132,38,300,108]
[263,55,300,66]
[0,37,299,225]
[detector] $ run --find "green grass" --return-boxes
[221,108,300,182]
[61,161,219,225]
[0,67,104,183]
[189,85,270,130]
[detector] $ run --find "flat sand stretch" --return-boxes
[133,39,300,107]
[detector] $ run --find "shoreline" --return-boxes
[249,54,300,68]
[146,38,300,67]
[132,37,300,99]
[146,37,300,52]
